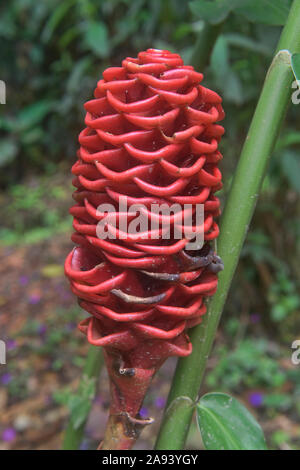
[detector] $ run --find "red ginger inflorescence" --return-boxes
[65,49,224,449]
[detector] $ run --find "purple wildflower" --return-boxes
[249,392,264,407]
[154,396,166,409]
[6,340,16,351]
[44,395,53,405]
[250,313,261,324]
[93,395,103,406]
[61,292,72,301]
[139,407,149,418]
[28,294,41,305]
[65,322,76,332]
[2,428,17,442]
[1,373,12,385]
[80,440,89,450]
[19,276,29,286]
[37,324,47,336]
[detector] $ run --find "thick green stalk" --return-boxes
[190,22,224,71]
[155,0,300,450]
[63,345,104,450]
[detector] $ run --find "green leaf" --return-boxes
[275,130,300,150]
[54,375,97,430]
[189,0,252,24]
[42,0,76,43]
[225,70,244,105]
[211,36,245,105]
[263,393,292,410]
[189,0,231,25]
[235,0,290,25]
[17,100,54,131]
[197,393,267,450]
[22,127,44,145]
[225,33,272,56]
[211,35,229,75]
[83,21,110,58]
[291,53,300,82]
[280,150,300,192]
[0,139,18,167]
[67,57,93,93]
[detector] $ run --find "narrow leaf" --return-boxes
[0,139,18,167]
[84,21,110,58]
[42,0,76,43]
[17,100,54,131]
[276,130,300,150]
[291,53,300,82]
[235,0,290,26]
[280,150,300,192]
[189,0,231,25]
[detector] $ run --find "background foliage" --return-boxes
[0,0,299,450]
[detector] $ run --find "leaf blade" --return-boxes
[83,21,110,58]
[235,0,290,26]
[189,0,231,25]
[196,392,267,450]
[291,53,300,82]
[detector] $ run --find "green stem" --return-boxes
[155,0,300,451]
[62,345,104,450]
[190,22,224,70]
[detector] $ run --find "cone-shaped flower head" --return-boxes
[65,49,224,447]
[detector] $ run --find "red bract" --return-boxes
[65,49,224,449]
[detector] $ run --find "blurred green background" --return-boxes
[0,0,299,450]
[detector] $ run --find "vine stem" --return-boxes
[62,345,104,450]
[155,0,300,451]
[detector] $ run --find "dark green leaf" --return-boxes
[211,36,245,105]
[84,21,110,58]
[291,53,300,82]
[263,393,293,410]
[280,151,300,192]
[54,376,97,430]
[22,128,44,145]
[197,393,267,450]
[235,0,290,25]
[225,70,244,105]
[0,139,18,167]
[225,33,272,56]
[189,0,251,24]
[17,101,54,131]
[189,0,231,25]
[42,0,76,43]
[276,130,300,150]
[67,57,93,93]
[211,35,229,75]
